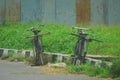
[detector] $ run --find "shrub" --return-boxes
[110,58,120,78]
[25,56,36,65]
[1,53,24,62]
[11,53,24,61]
[0,22,120,56]
[67,63,110,77]
[1,54,9,60]
[67,65,84,74]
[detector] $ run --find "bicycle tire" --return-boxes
[33,36,44,65]
[73,39,84,65]
[37,39,44,65]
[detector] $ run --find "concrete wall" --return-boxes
[41,0,76,25]
[21,0,41,23]
[107,0,120,25]
[41,0,56,23]
[5,0,20,23]
[0,0,5,24]
[0,0,120,25]
[90,0,105,25]
[56,0,76,25]
[91,0,120,25]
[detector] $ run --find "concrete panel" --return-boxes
[76,0,90,24]
[21,0,41,23]
[56,0,76,25]
[5,0,20,23]
[90,0,105,25]
[107,0,120,25]
[0,49,4,57]
[0,0,5,24]
[41,0,56,23]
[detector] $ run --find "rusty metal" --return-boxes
[76,0,90,24]
[5,0,20,23]
[0,0,5,24]
[0,0,120,25]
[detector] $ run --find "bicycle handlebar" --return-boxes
[71,33,102,42]
[87,38,103,42]
[26,25,44,32]
[25,32,50,38]
[70,33,87,37]
[71,33,80,37]
[39,24,44,27]
[26,27,41,32]
[72,26,90,30]
[40,32,50,36]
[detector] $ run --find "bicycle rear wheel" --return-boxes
[34,37,44,65]
[72,39,84,65]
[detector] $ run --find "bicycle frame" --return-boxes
[26,27,50,66]
[32,30,44,65]
[71,27,102,65]
[72,30,88,65]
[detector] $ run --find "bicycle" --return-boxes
[26,26,50,66]
[71,27,102,65]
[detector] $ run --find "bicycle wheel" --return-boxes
[73,39,84,65]
[33,36,44,65]
[35,45,44,65]
[83,41,87,63]
[37,39,44,65]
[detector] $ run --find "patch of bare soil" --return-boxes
[31,63,67,74]
[32,63,114,80]
[39,65,68,74]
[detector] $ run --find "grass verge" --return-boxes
[0,22,120,56]
[1,53,24,62]
[67,63,110,78]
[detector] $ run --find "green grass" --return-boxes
[1,53,24,62]
[0,22,120,78]
[67,58,120,78]
[0,22,120,56]
[110,58,120,78]
[88,26,120,56]
[67,63,110,78]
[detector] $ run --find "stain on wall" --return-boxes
[76,0,90,24]
[0,0,120,25]
[5,0,20,23]
[21,0,41,23]
[0,0,5,24]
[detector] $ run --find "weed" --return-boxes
[1,53,24,62]
[67,63,110,77]
[110,58,120,78]
[12,53,24,61]
[1,54,9,60]
[25,56,36,65]
[0,22,120,56]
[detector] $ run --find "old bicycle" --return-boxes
[26,26,50,66]
[71,27,102,65]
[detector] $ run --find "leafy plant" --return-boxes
[11,53,24,61]
[1,52,24,62]
[25,56,36,65]
[110,58,120,78]
[0,22,120,56]
[67,63,110,77]
[1,54,9,59]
